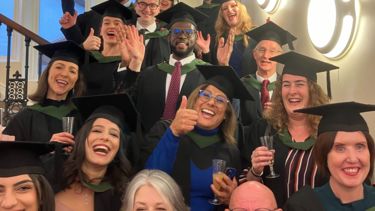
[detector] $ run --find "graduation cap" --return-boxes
[214,0,241,4]
[270,51,339,98]
[91,0,133,22]
[295,102,375,135]
[156,2,208,27]
[34,41,88,66]
[0,142,54,177]
[246,21,297,50]
[72,93,138,132]
[197,65,254,100]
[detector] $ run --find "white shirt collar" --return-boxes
[256,72,277,82]
[168,53,196,66]
[136,21,157,33]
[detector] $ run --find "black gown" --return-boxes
[3,99,80,142]
[127,59,208,132]
[239,74,279,126]
[145,120,241,211]
[240,119,327,207]
[141,23,170,69]
[82,51,123,96]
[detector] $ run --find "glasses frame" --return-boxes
[169,28,197,37]
[254,47,282,56]
[198,89,229,107]
[136,1,160,10]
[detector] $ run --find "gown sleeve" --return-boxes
[145,127,180,174]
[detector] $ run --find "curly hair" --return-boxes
[215,0,254,48]
[186,84,237,145]
[61,118,132,193]
[264,77,330,137]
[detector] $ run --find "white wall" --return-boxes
[244,0,375,136]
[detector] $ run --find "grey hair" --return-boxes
[121,169,188,211]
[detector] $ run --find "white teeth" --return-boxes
[344,168,359,173]
[289,98,301,103]
[202,109,215,116]
[56,79,68,85]
[93,145,109,155]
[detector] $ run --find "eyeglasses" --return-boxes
[230,208,278,211]
[137,2,159,10]
[170,28,196,37]
[255,47,282,56]
[198,90,229,106]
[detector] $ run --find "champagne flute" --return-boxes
[62,116,75,134]
[209,159,226,205]
[260,136,280,178]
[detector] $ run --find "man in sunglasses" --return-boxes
[123,2,210,133]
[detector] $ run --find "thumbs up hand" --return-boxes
[170,96,199,137]
[83,28,101,51]
[59,11,78,29]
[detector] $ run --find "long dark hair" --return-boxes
[61,118,132,192]
[30,174,55,211]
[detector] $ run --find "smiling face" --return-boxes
[328,131,370,190]
[193,85,228,130]
[46,60,79,101]
[100,16,123,45]
[253,40,282,75]
[221,0,240,28]
[133,184,173,211]
[169,21,197,60]
[281,74,310,117]
[135,0,160,24]
[160,0,172,12]
[0,174,38,211]
[84,118,121,168]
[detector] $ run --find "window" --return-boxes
[0,1,14,56]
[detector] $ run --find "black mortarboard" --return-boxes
[246,21,297,50]
[270,51,338,97]
[61,0,75,16]
[295,102,375,135]
[215,0,240,4]
[0,142,54,177]
[34,41,87,66]
[91,0,133,22]
[156,2,208,27]
[72,93,138,132]
[197,65,254,100]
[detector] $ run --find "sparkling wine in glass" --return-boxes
[260,136,280,178]
[209,159,226,205]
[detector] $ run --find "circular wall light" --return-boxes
[307,0,360,59]
[256,0,281,14]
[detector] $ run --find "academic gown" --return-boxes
[3,99,80,142]
[128,59,208,132]
[145,120,241,211]
[284,184,375,211]
[240,119,327,207]
[82,51,123,96]
[141,23,170,69]
[207,35,257,78]
[196,3,220,39]
[60,4,137,45]
[239,74,278,126]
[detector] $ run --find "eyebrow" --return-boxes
[0,179,34,188]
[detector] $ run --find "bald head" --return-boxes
[229,181,280,211]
